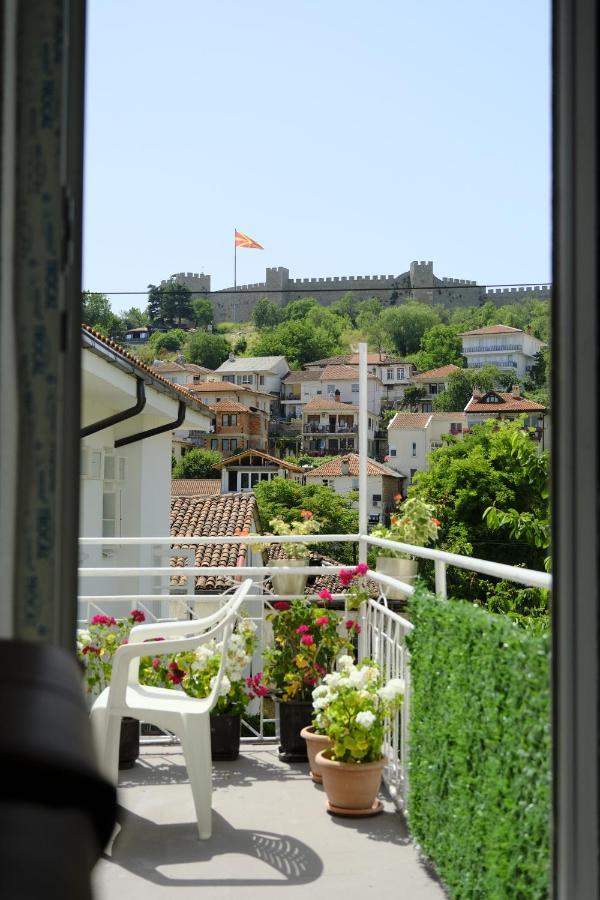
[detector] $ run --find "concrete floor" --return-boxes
[93,743,448,900]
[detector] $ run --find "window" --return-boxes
[210,438,218,449]
[429,383,438,395]
[102,489,121,537]
[240,472,249,489]
[390,448,397,456]
[250,472,259,487]
[450,422,463,434]
[222,414,237,426]
[222,439,230,451]
[223,375,235,383]
[260,472,269,481]
[230,439,237,451]
[259,375,265,385]
[241,374,253,384]
[410,469,417,481]
[351,383,359,392]
[352,479,359,489]
[387,368,394,380]
[372,494,382,505]
[430,441,443,450]
[422,402,432,412]
[327,384,335,393]
[397,367,405,380]
[412,442,417,457]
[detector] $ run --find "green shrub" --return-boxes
[405,589,550,899]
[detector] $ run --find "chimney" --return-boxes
[512,384,521,398]
[472,389,483,401]
[228,352,236,361]
[340,457,350,476]
[334,389,341,403]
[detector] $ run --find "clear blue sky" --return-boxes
[83,0,551,313]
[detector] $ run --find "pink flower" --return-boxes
[273,601,290,611]
[339,568,355,587]
[167,661,186,685]
[345,619,362,634]
[315,616,329,626]
[354,563,368,576]
[295,624,310,634]
[318,588,333,603]
[130,609,146,623]
[300,634,315,646]
[90,614,117,626]
[152,657,161,670]
[303,675,317,686]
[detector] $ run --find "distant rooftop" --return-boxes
[412,364,462,382]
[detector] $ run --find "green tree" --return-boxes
[379,303,441,356]
[356,297,382,330]
[432,366,504,412]
[400,385,427,411]
[173,448,222,479]
[282,297,319,321]
[252,297,282,329]
[184,330,230,369]
[330,292,359,325]
[253,477,358,563]
[146,284,166,327]
[411,324,464,371]
[82,292,116,335]
[251,319,340,366]
[146,281,193,327]
[191,297,214,329]
[121,306,149,329]
[150,328,187,353]
[410,418,550,611]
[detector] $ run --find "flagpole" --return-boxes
[233,228,237,323]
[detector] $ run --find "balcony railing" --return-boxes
[303,424,358,434]
[467,360,518,369]
[78,532,550,812]
[463,343,523,353]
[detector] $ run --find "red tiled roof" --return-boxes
[412,364,462,382]
[210,400,249,413]
[81,325,214,416]
[465,392,547,413]
[185,381,271,399]
[171,479,222,497]
[170,493,258,591]
[388,411,466,429]
[459,324,523,336]
[303,397,359,412]
[306,453,400,479]
[319,364,379,381]
[305,353,411,367]
[282,370,319,383]
[213,449,303,473]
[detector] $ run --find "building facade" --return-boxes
[301,397,379,456]
[306,454,402,525]
[460,325,545,379]
[386,411,467,484]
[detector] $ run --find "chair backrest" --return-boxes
[107,579,254,707]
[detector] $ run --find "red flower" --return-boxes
[90,614,117,626]
[354,563,368,576]
[345,619,362,634]
[315,615,329,626]
[339,568,354,587]
[300,634,315,646]
[295,624,310,634]
[318,588,333,603]
[431,517,441,527]
[152,657,161,670]
[393,493,403,502]
[303,675,317,685]
[167,661,186,685]
[300,509,313,518]
[130,609,146,623]
[273,601,291,611]
[82,645,100,655]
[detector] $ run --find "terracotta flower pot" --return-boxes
[315,749,387,816]
[300,725,332,783]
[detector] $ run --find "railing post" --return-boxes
[358,342,368,566]
[434,559,447,598]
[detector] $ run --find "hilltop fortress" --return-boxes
[160,260,551,324]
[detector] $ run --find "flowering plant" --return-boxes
[174,616,262,715]
[371,496,440,560]
[339,562,370,611]
[260,510,321,560]
[77,610,150,695]
[312,657,404,763]
[263,599,352,702]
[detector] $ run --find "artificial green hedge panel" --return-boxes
[406,590,550,899]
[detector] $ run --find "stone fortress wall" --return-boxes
[162,261,551,324]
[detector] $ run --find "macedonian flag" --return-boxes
[235,229,264,250]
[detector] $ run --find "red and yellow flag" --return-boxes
[235,230,264,250]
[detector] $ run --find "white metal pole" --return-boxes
[358,342,368,565]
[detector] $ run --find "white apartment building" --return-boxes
[460,325,545,380]
[410,365,462,412]
[304,353,414,405]
[152,361,215,385]
[281,364,386,420]
[215,354,290,413]
[386,411,467,484]
[306,454,402,525]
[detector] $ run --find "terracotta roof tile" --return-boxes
[459,324,523,336]
[210,400,249,413]
[388,411,466,429]
[306,453,400,478]
[303,397,360,413]
[412,364,462,381]
[465,392,547,413]
[213,449,303,472]
[319,364,379,381]
[185,381,272,399]
[170,493,258,591]
[171,479,222,497]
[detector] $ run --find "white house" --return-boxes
[215,354,290,414]
[281,364,385,421]
[80,326,214,609]
[306,453,402,525]
[410,364,462,412]
[301,397,379,456]
[214,449,304,493]
[464,388,549,449]
[386,411,467,484]
[152,361,215,385]
[460,325,545,380]
[304,353,414,405]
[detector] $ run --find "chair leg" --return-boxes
[180,715,213,839]
[90,707,121,785]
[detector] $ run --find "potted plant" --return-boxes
[371,496,440,599]
[77,609,148,768]
[263,510,321,597]
[263,596,352,761]
[313,656,404,816]
[172,615,262,760]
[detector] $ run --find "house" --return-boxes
[386,411,467,485]
[460,325,545,379]
[281,364,385,422]
[124,325,152,344]
[177,380,272,449]
[214,354,290,415]
[152,361,215,385]
[306,453,402,524]
[301,397,379,456]
[171,480,222,497]
[172,435,195,462]
[304,353,414,405]
[205,399,269,457]
[214,449,304,493]
[464,388,549,449]
[410,364,462,412]
[80,325,214,603]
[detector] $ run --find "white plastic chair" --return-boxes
[90,578,253,839]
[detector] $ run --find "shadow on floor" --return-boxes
[105,808,324,887]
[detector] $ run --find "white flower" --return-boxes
[210,674,231,697]
[347,667,370,689]
[377,678,405,702]
[337,655,354,671]
[323,672,342,687]
[77,629,91,646]
[312,684,329,699]
[313,697,329,710]
[355,710,376,729]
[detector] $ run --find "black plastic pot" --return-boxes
[118,717,139,769]
[210,714,241,761]
[277,701,313,762]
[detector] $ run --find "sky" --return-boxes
[83,0,551,314]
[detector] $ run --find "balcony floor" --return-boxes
[93,742,447,899]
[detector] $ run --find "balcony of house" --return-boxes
[303,423,359,434]
[79,532,550,900]
[463,343,524,353]
[467,359,518,369]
